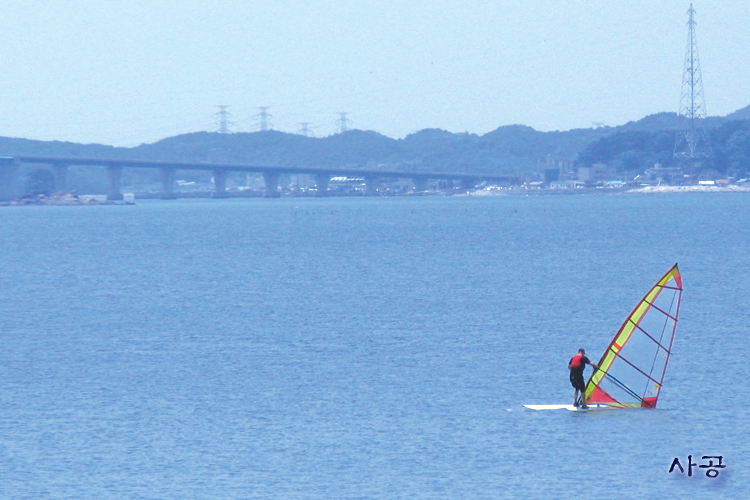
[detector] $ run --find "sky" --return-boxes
[0,1,748,147]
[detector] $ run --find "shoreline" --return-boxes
[624,184,750,194]
[0,191,134,206]
[3,185,748,205]
[467,184,750,196]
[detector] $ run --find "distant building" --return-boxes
[645,164,684,184]
[577,163,617,183]
[540,155,574,180]
[549,180,580,189]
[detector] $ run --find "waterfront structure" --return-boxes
[577,164,617,183]
[0,155,516,201]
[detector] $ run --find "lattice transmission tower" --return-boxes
[214,105,233,134]
[298,122,312,136]
[256,107,272,131]
[674,3,711,162]
[336,112,351,134]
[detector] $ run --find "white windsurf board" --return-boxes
[523,404,611,411]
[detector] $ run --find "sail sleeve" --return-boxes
[584,264,682,408]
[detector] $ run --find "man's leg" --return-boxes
[575,378,586,406]
[579,385,588,408]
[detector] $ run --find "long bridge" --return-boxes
[0,155,517,201]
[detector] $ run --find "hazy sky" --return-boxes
[1,1,748,146]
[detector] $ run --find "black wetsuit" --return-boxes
[569,355,591,391]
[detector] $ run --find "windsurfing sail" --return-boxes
[584,264,682,408]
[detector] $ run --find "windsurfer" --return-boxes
[569,349,598,408]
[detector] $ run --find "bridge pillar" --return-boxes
[412,175,428,192]
[0,156,21,201]
[212,169,228,198]
[107,166,123,201]
[460,177,476,190]
[440,179,454,193]
[160,168,176,199]
[53,164,68,191]
[263,172,280,198]
[364,175,379,196]
[315,173,329,197]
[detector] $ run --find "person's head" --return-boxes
[578,348,585,355]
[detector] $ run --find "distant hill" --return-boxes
[2,104,749,193]
[723,105,750,121]
[577,111,750,178]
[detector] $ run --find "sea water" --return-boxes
[0,193,748,499]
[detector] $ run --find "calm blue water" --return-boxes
[0,193,748,499]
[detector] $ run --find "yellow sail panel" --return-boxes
[585,265,682,408]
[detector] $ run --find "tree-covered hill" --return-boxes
[576,118,750,179]
[1,104,749,193]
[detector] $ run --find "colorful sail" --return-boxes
[584,265,682,408]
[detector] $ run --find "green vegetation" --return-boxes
[2,106,749,194]
[578,119,750,179]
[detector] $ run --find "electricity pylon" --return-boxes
[336,112,351,134]
[298,122,313,136]
[214,105,233,134]
[256,107,272,131]
[674,3,711,162]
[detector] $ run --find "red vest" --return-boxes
[570,353,583,368]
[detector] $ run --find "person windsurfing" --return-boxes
[569,349,598,408]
